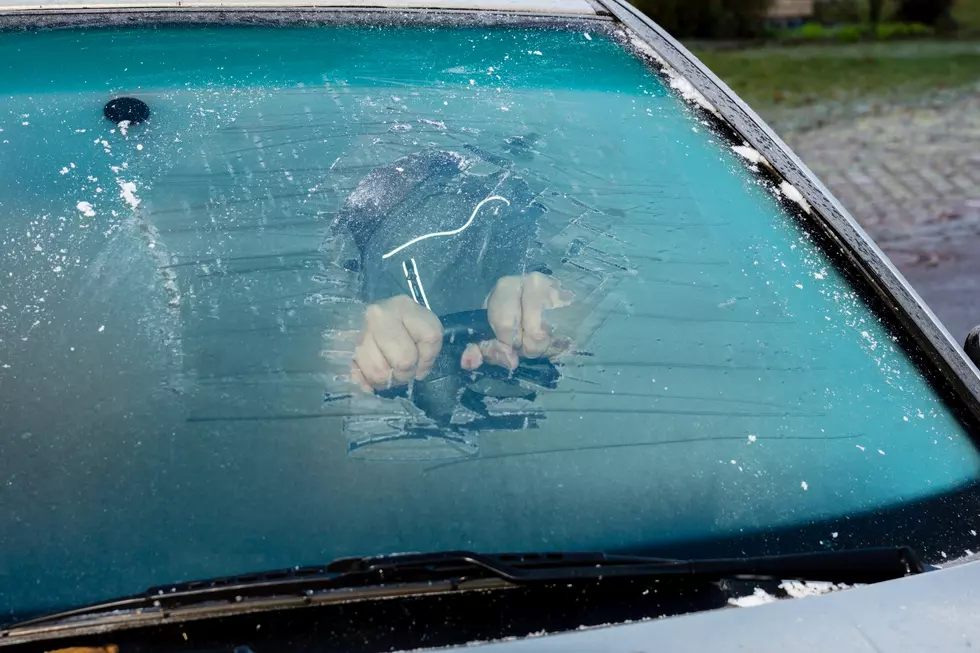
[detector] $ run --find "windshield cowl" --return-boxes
[0,546,922,645]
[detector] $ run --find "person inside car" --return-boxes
[332,147,574,392]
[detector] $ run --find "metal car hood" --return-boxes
[457,558,980,652]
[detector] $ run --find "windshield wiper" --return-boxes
[2,546,922,636]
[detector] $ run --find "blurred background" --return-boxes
[632,0,980,346]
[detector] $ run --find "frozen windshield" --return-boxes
[1,22,979,621]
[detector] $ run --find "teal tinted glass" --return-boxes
[1,24,978,618]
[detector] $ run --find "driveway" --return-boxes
[781,90,980,346]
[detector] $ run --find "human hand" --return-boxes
[351,295,443,391]
[461,272,573,371]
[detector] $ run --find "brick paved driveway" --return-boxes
[783,91,980,347]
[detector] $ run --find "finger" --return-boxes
[478,339,519,370]
[363,303,419,384]
[487,276,524,350]
[396,300,443,380]
[373,324,420,385]
[353,333,393,389]
[520,273,557,359]
[461,343,483,371]
[349,362,373,393]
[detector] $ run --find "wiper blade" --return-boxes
[328,545,921,585]
[3,546,922,635]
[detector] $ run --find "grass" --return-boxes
[955,0,980,34]
[774,20,934,43]
[692,41,980,110]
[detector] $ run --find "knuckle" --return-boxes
[389,350,418,373]
[419,324,444,344]
[364,303,388,324]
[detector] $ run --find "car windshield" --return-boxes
[2,19,980,623]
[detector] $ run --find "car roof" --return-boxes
[0,0,598,12]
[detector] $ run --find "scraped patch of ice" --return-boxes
[418,119,447,130]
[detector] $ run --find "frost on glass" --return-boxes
[0,25,978,615]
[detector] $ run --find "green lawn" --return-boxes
[955,0,980,33]
[693,41,980,110]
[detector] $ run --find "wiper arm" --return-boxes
[329,545,921,585]
[2,546,922,635]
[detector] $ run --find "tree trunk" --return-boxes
[868,0,884,25]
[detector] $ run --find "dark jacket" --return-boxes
[334,149,546,316]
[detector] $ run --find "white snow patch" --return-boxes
[779,180,813,214]
[76,201,96,218]
[728,588,777,608]
[136,144,143,151]
[117,120,130,136]
[59,167,70,175]
[748,434,757,443]
[801,481,808,491]
[779,580,855,598]
[118,180,141,209]
[731,145,770,168]
[584,32,592,40]
[625,29,720,117]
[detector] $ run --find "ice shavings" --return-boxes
[418,118,447,130]
[117,180,141,209]
[76,201,96,218]
[625,29,719,117]
[731,144,773,172]
[779,580,856,598]
[779,180,812,214]
[728,588,777,608]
